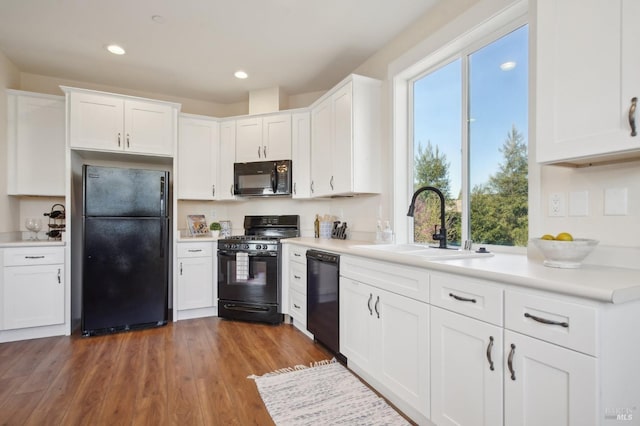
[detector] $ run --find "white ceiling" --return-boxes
[0,0,439,104]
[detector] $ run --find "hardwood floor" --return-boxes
[0,317,335,425]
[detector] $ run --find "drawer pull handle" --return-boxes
[630,97,637,137]
[293,304,301,309]
[187,249,203,253]
[180,262,183,275]
[508,343,516,380]
[486,336,495,371]
[524,312,568,328]
[294,253,301,257]
[25,256,46,259]
[293,275,301,279]
[449,292,476,303]
[374,295,380,318]
[57,268,61,284]
[367,293,373,316]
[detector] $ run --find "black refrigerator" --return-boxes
[82,165,170,336]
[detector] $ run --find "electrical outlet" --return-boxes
[548,192,566,217]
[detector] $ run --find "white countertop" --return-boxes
[0,239,65,248]
[284,237,640,304]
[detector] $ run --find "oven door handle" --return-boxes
[218,250,278,257]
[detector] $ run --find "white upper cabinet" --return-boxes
[65,87,178,157]
[310,74,381,197]
[235,112,291,162]
[218,120,237,200]
[6,90,65,196]
[536,0,640,165]
[178,114,219,200]
[291,111,311,198]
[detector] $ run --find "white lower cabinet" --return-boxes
[504,330,597,426]
[3,263,64,330]
[340,276,429,423]
[430,306,503,426]
[176,242,216,320]
[1,246,65,332]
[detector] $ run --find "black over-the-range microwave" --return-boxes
[233,160,292,196]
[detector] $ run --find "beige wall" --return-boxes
[0,51,20,234]
[20,72,248,117]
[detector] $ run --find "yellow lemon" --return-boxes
[555,232,573,241]
[541,234,555,240]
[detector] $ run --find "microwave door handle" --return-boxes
[271,166,278,194]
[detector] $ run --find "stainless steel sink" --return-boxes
[351,244,493,260]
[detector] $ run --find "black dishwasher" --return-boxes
[306,250,342,359]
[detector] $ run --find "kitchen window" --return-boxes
[402,17,528,249]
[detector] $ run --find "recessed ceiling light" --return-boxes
[234,70,248,79]
[500,61,516,71]
[106,44,126,55]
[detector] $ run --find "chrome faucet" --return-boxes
[407,186,447,249]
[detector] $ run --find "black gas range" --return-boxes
[217,215,299,324]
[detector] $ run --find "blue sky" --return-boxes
[413,25,528,196]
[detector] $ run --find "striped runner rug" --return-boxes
[249,359,411,425]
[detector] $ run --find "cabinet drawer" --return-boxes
[290,289,307,324]
[505,290,597,356]
[289,261,306,293]
[340,255,429,302]
[431,273,503,326]
[177,242,212,258]
[3,246,64,266]
[289,245,307,264]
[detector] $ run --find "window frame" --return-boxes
[391,1,530,253]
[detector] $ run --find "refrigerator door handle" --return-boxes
[160,176,166,216]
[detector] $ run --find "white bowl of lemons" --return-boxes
[530,233,599,268]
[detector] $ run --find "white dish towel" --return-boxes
[236,252,249,281]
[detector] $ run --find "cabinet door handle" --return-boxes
[293,303,301,309]
[212,184,215,197]
[180,262,183,275]
[293,275,301,280]
[117,132,121,147]
[524,312,569,328]
[25,256,45,259]
[449,292,477,303]
[293,182,297,195]
[486,336,495,371]
[630,97,637,137]
[263,146,267,158]
[507,343,516,381]
[258,146,261,158]
[126,133,130,148]
[374,295,380,318]
[310,181,314,193]
[293,253,301,257]
[367,293,373,315]
[57,268,61,284]
[330,175,334,190]
[230,184,234,196]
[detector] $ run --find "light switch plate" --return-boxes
[569,191,589,216]
[604,188,628,216]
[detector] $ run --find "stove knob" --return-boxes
[232,244,238,249]
[244,244,250,250]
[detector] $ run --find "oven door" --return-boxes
[217,250,279,304]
